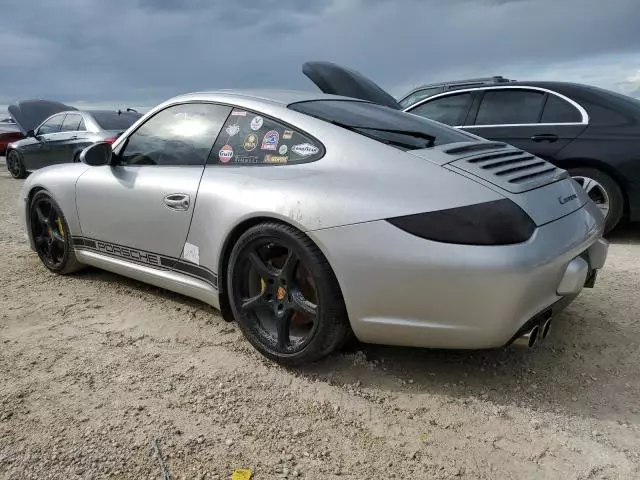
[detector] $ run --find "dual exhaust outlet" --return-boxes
[512,316,553,348]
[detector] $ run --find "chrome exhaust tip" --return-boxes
[541,318,552,339]
[512,325,540,348]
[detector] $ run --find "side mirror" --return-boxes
[26,129,36,138]
[79,142,112,166]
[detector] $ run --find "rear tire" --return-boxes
[6,150,27,179]
[227,222,351,366]
[568,167,623,234]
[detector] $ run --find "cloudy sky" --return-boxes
[1,0,639,111]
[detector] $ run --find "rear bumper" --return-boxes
[311,200,607,349]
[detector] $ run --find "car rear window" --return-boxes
[288,99,475,150]
[91,111,141,131]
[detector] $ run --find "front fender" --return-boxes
[17,164,93,248]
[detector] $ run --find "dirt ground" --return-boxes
[0,158,639,480]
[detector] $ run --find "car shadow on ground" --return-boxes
[298,306,639,425]
[65,241,638,427]
[606,221,640,245]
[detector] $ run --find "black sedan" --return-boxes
[402,81,640,233]
[5,99,141,179]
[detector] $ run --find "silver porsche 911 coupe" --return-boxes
[17,62,609,365]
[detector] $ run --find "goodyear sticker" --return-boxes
[291,143,319,156]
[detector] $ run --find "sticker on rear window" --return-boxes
[225,124,241,137]
[264,155,288,164]
[219,145,234,163]
[291,143,319,156]
[243,134,258,151]
[250,116,263,130]
[261,130,279,151]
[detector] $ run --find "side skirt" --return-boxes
[73,240,220,309]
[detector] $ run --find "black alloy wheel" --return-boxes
[7,150,27,179]
[29,191,84,274]
[228,222,351,365]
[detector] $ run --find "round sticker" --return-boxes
[219,145,234,163]
[250,116,263,131]
[279,145,288,155]
[243,134,258,151]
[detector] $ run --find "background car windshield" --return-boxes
[288,100,475,149]
[91,111,141,130]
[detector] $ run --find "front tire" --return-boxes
[568,167,623,234]
[6,150,27,179]
[29,191,84,274]
[227,222,351,366]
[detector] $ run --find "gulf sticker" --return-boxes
[243,134,258,151]
[231,110,247,116]
[219,144,234,163]
[261,130,279,151]
[264,155,288,164]
[250,116,264,130]
[282,130,294,140]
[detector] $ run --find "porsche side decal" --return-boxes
[72,237,218,288]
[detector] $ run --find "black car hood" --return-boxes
[302,61,401,110]
[8,99,77,134]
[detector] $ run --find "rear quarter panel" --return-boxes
[183,108,505,281]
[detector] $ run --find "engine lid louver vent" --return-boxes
[448,147,567,193]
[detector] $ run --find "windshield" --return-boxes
[90,111,142,131]
[288,99,475,150]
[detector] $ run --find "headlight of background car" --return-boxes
[385,199,535,245]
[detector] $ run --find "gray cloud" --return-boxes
[0,0,639,108]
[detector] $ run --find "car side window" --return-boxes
[37,114,64,135]
[118,103,231,166]
[399,87,443,108]
[540,95,582,123]
[408,92,473,126]
[209,108,324,166]
[60,113,84,132]
[475,90,546,125]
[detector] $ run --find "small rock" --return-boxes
[292,470,300,477]
[225,439,233,446]
[571,396,578,402]
[286,453,294,461]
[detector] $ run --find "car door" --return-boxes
[461,87,588,160]
[75,102,231,265]
[58,112,90,161]
[22,114,65,169]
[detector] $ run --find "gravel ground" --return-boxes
[1,158,639,480]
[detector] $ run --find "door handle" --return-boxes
[530,134,559,143]
[163,193,190,211]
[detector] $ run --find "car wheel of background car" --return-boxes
[227,222,351,366]
[568,167,624,234]
[6,150,27,179]
[29,191,85,274]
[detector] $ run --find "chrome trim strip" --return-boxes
[404,85,590,125]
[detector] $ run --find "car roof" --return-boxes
[168,89,366,106]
